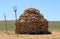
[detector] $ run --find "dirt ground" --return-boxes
[0,32,60,39]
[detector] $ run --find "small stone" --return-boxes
[20,19,25,22]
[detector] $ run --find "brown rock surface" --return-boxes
[15,8,48,34]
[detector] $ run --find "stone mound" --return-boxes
[15,8,49,34]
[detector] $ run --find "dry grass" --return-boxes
[0,31,60,39]
[0,21,60,39]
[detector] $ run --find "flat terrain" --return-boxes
[0,31,60,39]
[0,21,60,39]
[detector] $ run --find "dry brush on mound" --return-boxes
[15,8,50,34]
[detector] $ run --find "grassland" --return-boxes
[48,21,60,32]
[0,20,60,32]
[0,20,15,32]
[0,21,60,39]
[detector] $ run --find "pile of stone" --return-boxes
[15,8,49,34]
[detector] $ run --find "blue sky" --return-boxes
[0,0,60,21]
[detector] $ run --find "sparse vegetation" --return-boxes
[0,21,60,39]
[0,21,60,32]
[49,21,60,32]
